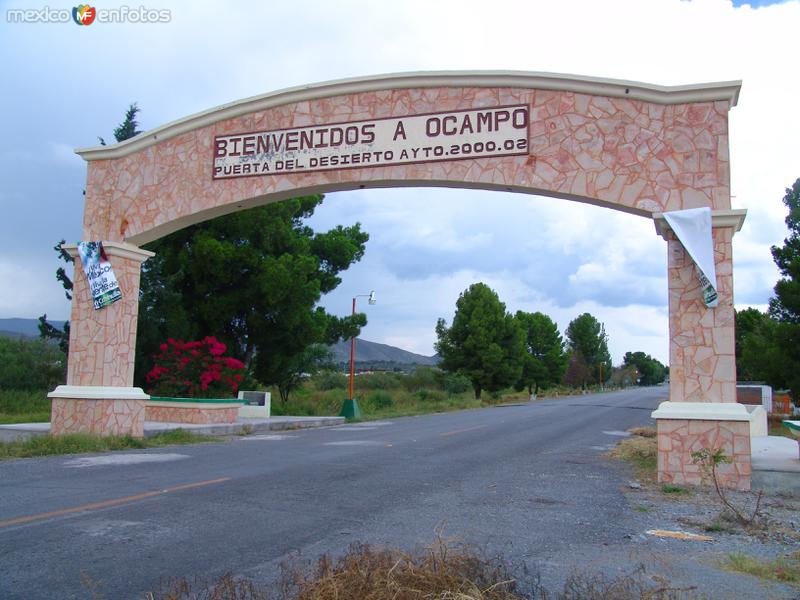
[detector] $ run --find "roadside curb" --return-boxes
[0,416,346,442]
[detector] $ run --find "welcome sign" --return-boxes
[213,104,529,179]
[77,241,122,310]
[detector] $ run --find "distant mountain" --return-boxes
[328,338,439,367]
[0,330,35,340]
[0,320,439,369]
[0,318,66,340]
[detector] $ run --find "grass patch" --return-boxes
[0,411,51,424]
[267,369,602,423]
[0,389,50,424]
[0,429,212,460]
[608,434,657,483]
[723,552,800,585]
[661,484,690,495]
[270,385,485,421]
[704,521,734,534]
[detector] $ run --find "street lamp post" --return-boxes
[340,290,375,419]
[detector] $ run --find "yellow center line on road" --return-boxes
[440,425,486,438]
[0,477,231,529]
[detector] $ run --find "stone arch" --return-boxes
[51,71,751,488]
[76,72,740,245]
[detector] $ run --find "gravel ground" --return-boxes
[530,448,800,599]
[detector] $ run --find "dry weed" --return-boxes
[146,537,698,599]
[152,572,268,600]
[628,427,656,438]
[279,538,524,600]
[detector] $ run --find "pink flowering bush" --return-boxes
[145,336,245,398]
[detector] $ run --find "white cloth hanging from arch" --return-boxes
[663,207,718,308]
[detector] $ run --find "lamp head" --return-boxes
[368,291,376,305]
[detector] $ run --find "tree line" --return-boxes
[435,282,666,400]
[735,179,800,404]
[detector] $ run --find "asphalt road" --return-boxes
[1,387,790,599]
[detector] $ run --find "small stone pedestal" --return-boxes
[652,402,752,491]
[49,385,148,438]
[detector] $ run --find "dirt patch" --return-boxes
[608,428,800,546]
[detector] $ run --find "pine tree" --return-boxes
[770,179,800,323]
[435,283,524,399]
[565,313,612,386]
[514,311,567,395]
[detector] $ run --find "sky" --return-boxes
[0,0,798,364]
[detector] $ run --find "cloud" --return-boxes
[48,141,84,167]
[313,228,669,363]
[0,258,71,320]
[0,149,33,161]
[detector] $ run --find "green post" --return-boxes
[339,398,361,419]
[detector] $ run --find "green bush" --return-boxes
[313,370,348,390]
[415,388,447,402]
[438,372,471,395]
[0,337,65,391]
[403,367,439,392]
[366,390,394,410]
[357,372,402,390]
[271,389,343,417]
[272,401,317,416]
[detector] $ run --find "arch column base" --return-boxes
[652,401,752,490]
[48,385,149,438]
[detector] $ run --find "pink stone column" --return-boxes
[666,227,735,404]
[49,242,154,438]
[653,213,750,489]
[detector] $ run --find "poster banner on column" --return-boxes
[663,208,718,308]
[77,241,122,310]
